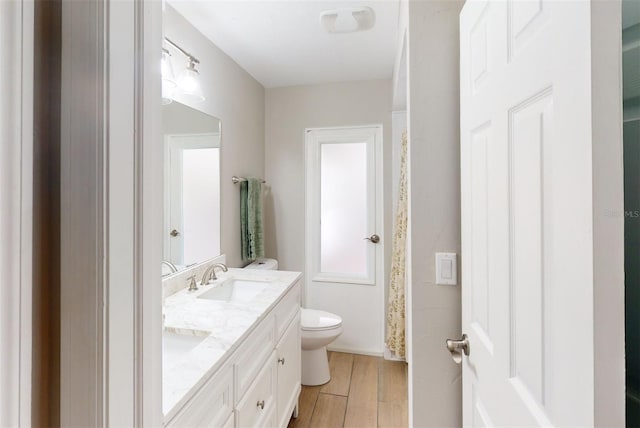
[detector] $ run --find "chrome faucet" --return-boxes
[162,260,178,274]
[200,263,228,285]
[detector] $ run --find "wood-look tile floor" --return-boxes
[288,352,408,428]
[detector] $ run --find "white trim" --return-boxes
[135,0,163,424]
[0,1,33,425]
[60,0,162,425]
[304,125,386,354]
[310,274,375,286]
[305,126,383,287]
[327,346,384,358]
[60,0,107,424]
[108,0,136,425]
[19,2,34,424]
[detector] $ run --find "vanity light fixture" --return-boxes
[161,47,177,105]
[163,37,205,102]
[320,6,376,34]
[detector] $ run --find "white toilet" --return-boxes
[244,258,343,386]
[300,308,343,386]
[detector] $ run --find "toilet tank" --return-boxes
[244,258,278,270]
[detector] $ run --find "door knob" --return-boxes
[364,234,380,244]
[446,334,470,364]
[170,229,180,237]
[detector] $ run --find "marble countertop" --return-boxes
[162,268,302,420]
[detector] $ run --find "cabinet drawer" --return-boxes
[165,363,234,428]
[235,315,275,402]
[274,282,300,340]
[236,353,276,428]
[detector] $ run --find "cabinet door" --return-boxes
[235,315,276,402]
[276,313,301,428]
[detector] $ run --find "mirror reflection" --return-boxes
[162,101,221,275]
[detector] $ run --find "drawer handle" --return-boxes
[257,400,265,410]
[278,357,286,365]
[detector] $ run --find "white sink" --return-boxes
[197,278,269,303]
[162,331,205,363]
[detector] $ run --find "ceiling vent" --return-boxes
[320,7,376,34]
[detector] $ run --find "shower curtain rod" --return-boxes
[231,176,266,184]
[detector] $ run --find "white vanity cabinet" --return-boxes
[165,278,301,428]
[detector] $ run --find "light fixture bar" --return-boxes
[164,37,200,65]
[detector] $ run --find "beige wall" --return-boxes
[162,102,220,135]
[264,80,392,353]
[592,1,625,424]
[406,0,464,426]
[164,5,265,268]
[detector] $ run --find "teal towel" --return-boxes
[240,178,264,261]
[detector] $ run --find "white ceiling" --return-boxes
[167,0,400,88]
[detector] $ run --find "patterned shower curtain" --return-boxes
[386,130,408,358]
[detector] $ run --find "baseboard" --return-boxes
[326,345,384,357]
[324,345,407,361]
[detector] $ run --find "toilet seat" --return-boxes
[301,308,342,331]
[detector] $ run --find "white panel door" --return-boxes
[459,1,596,425]
[164,133,220,265]
[305,126,385,354]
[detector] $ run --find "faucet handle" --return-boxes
[187,275,198,292]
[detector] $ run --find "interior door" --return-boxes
[305,126,384,354]
[165,133,220,265]
[459,1,597,425]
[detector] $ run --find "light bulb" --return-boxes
[177,59,205,102]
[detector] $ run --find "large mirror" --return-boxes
[162,101,221,276]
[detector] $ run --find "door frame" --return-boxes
[304,125,385,354]
[0,0,33,425]
[59,0,163,426]
[305,125,383,286]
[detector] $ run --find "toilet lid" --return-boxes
[301,308,342,331]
